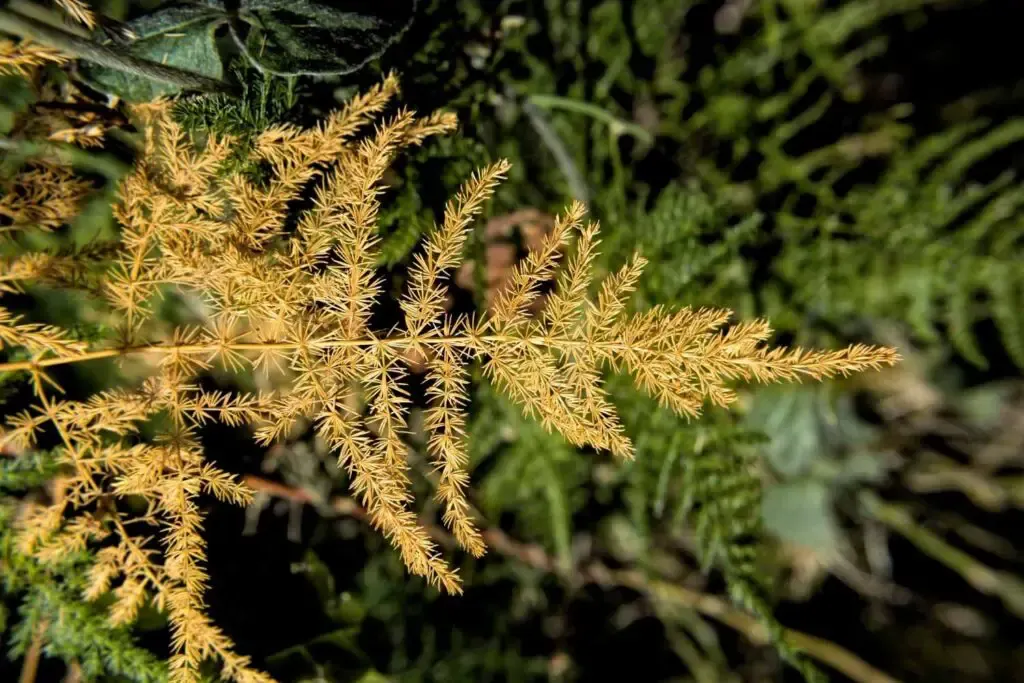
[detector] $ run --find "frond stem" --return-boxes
[0,334,872,376]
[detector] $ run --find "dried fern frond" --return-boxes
[0,76,899,683]
[0,38,69,76]
[0,77,122,242]
[55,0,97,29]
[0,164,93,235]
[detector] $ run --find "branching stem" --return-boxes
[0,334,812,374]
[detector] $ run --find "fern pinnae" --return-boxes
[487,200,584,331]
[402,159,511,336]
[544,223,637,456]
[366,344,413,486]
[543,220,601,337]
[988,264,1024,368]
[586,251,649,336]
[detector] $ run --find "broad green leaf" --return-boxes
[83,6,227,101]
[745,384,877,478]
[835,451,895,485]
[234,0,416,76]
[0,75,35,134]
[761,480,841,553]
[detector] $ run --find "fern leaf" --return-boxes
[988,262,1024,368]
[0,78,899,683]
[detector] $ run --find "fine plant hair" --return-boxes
[0,75,899,681]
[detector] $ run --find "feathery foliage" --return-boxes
[0,75,899,681]
[601,183,762,315]
[0,0,92,78]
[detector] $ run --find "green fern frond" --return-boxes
[171,65,299,140]
[0,448,63,490]
[603,183,761,314]
[776,120,1024,366]
[471,383,588,572]
[680,428,826,682]
[612,380,827,681]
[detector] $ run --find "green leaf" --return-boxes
[234,0,417,76]
[746,385,878,478]
[762,480,841,553]
[83,6,227,101]
[835,451,895,485]
[744,387,821,477]
[957,381,1016,431]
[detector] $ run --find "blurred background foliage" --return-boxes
[2,0,1024,682]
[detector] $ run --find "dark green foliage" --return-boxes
[0,449,63,490]
[670,0,932,196]
[492,0,1023,370]
[171,65,300,176]
[172,66,300,141]
[470,383,589,572]
[230,0,418,77]
[773,121,1024,366]
[81,0,416,99]
[676,428,830,682]
[602,183,761,315]
[83,3,226,101]
[610,378,826,680]
[9,584,169,683]
[354,555,552,683]
[377,134,494,267]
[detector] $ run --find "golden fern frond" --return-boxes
[0,306,88,358]
[402,159,511,335]
[0,77,900,683]
[0,249,109,293]
[0,164,92,234]
[55,0,97,28]
[0,39,69,76]
[489,200,585,331]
